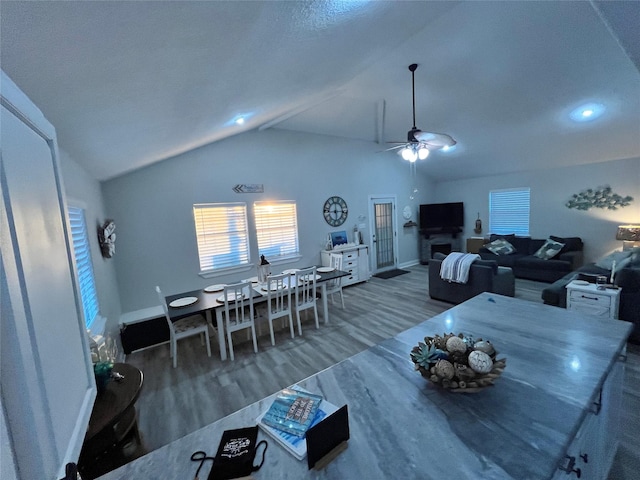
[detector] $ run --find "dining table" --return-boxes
[164,267,350,361]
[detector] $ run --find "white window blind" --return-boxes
[68,206,99,329]
[254,201,299,260]
[193,203,250,272]
[489,188,531,236]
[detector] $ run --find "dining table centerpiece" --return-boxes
[410,332,506,393]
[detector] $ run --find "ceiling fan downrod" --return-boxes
[409,63,418,132]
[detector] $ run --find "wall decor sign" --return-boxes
[233,184,264,193]
[565,185,633,211]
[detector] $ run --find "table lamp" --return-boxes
[616,224,640,251]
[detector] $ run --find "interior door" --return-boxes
[1,71,95,479]
[369,196,398,273]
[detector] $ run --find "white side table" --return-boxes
[566,280,621,320]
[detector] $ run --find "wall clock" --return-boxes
[402,206,412,220]
[323,196,348,227]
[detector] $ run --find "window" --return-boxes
[254,201,299,260]
[193,203,250,272]
[489,188,530,236]
[68,206,100,329]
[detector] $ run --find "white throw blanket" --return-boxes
[440,252,480,284]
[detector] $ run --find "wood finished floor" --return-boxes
[123,264,640,479]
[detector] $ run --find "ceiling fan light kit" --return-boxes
[401,143,429,162]
[389,63,456,162]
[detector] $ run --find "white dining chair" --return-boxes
[324,253,345,309]
[222,281,258,361]
[263,272,297,345]
[293,266,319,333]
[155,286,211,368]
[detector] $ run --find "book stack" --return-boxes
[256,387,337,460]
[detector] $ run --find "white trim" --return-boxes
[399,259,420,269]
[88,315,107,336]
[120,306,164,326]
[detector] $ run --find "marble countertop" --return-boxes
[100,293,632,479]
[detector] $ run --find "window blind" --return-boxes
[254,201,299,260]
[489,188,530,236]
[68,206,99,329]
[193,203,250,271]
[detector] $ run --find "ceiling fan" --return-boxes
[386,63,456,162]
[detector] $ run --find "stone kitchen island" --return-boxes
[100,293,632,479]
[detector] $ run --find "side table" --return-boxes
[566,280,621,319]
[78,363,145,478]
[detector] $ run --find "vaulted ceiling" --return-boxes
[1,1,639,182]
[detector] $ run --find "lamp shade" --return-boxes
[616,225,640,241]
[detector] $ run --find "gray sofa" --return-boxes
[428,253,515,304]
[478,234,584,283]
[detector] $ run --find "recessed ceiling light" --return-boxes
[441,145,457,153]
[228,114,251,127]
[569,103,605,122]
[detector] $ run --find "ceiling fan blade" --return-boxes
[413,131,457,147]
[380,144,406,152]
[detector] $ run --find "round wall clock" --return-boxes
[323,196,348,227]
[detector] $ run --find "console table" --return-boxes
[100,294,631,480]
[320,245,369,286]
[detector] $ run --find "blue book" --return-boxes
[257,390,338,461]
[260,388,323,438]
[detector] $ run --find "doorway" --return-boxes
[368,195,398,274]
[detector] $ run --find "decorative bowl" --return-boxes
[410,333,506,393]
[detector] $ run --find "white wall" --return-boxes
[103,129,435,313]
[433,157,640,263]
[60,150,122,339]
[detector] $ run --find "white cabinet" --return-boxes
[553,357,625,479]
[321,245,370,286]
[566,281,621,319]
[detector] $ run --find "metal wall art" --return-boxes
[565,185,633,211]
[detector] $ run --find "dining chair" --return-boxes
[155,286,211,368]
[324,253,345,309]
[293,266,319,333]
[222,281,258,361]
[264,272,297,345]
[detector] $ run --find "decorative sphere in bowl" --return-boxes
[410,333,506,393]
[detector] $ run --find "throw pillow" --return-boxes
[595,250,633,270]
[485,238,516,255]
[533,239,565,260]
[614,255,632,273]
[489,234,516,243]
[550,236,583,253]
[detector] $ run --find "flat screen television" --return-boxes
[420,202,464,229]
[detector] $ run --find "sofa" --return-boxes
[478,234,584,283]
[428,253,515,304]
[542,249,640,343]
